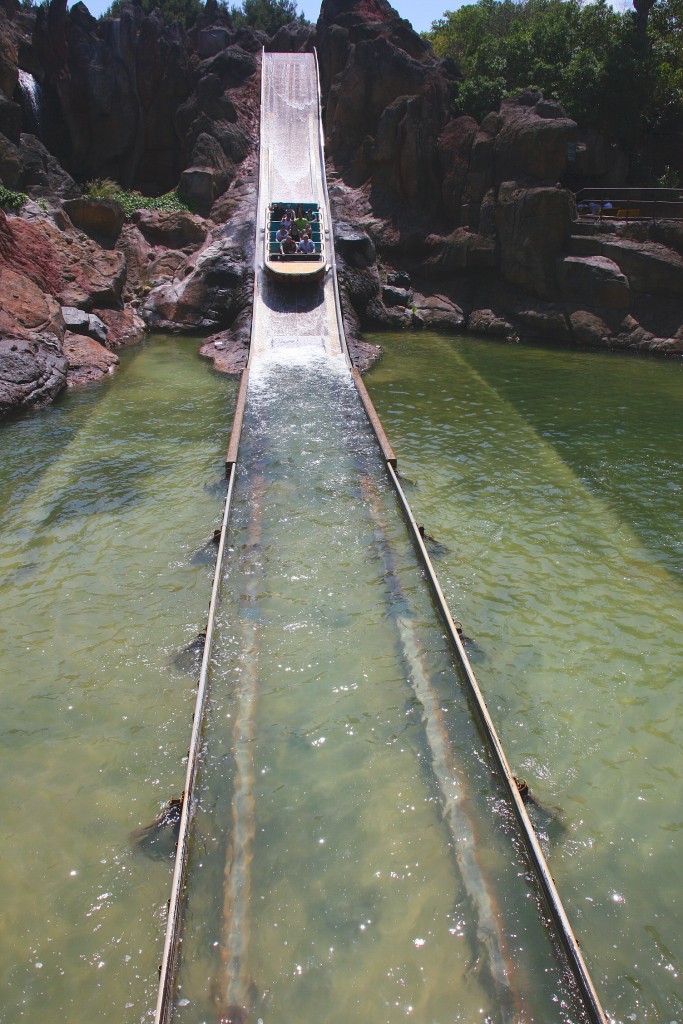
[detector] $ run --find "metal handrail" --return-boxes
[574,187,683,222]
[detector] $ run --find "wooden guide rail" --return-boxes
[154,371,247,1024]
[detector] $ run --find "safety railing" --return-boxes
[575,187,683,222]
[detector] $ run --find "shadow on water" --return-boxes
[170,631,206,674]
[189,530,221,566]
[130,798,183,861]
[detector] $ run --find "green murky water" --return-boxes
[173,352,584,1024]
[0,337,236,1023]
[365,334,683,1024]
[0,332,680,1024]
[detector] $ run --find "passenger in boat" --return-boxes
[271,203,285,222]
[298,232,316,254]
[275,223,289,245]
[289,223,301,243]
[280,210,293,232]
[281,235,297,256]
[294,206,310,233]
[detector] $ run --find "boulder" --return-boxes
[334,222,376,267]
[63,198,126,241]
[494,101,577,183]
[17,134,80,198]
[514,304,572,345]
[535,98,565,119]
[467,307,518,341]
[2,209,128,311]
[600,238,683,298]
[61,305,108,344]
[0,333,67,417]
[650,220,683,257]
[134,209,208,249]
[411,291,465,331]
[59,244,126,309]
[568,309,614,348]
[115,222,151,297]
[496,181,575,297]
[92,306,145,348]
[179,166,218,217]
[0,264,64,338]
[269,21,314,53]
[145,250,187,288]
[63,331,118,386]
[387,270,410,288]
[557,255,631,308]
[382,283,412,307]
[144,230,253,331]
[200,319,250,375]
[197,27,232,58]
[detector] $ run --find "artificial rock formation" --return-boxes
[317,0,683,356]
[2,0,683,418]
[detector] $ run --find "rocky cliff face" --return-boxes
[317,0,683,356]
[1,0,681,417]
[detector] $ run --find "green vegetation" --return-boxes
[85,180,191,217]
[101,0,307,31]
[426,0,683,179]
[0,187,28,212]
[229,0,308,33]
[103,0,203,27]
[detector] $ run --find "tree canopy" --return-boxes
[229,0,308,33]
[426,0,683,181]
[103,0,203,26]
[101,0,308,32]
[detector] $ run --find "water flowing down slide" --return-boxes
[155,52,608,1024]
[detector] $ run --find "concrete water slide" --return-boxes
[153,51,608,1024]
[250,52,345,364]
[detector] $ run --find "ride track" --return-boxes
[153,51,609,1024]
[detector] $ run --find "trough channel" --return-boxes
[154,51,608,1024]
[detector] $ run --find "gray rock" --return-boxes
[382,284,413,307]
[557,255,631,308]
[0,333,68,418]
[61,306,90,333]
[334,222,376,267]
[61,306,109,345]
[197,28,232,58]
[387,270,410,288]
[179,166,217,217]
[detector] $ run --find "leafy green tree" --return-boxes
[426,0,678,167]
[229,0,308,34]
[103,0,204,28]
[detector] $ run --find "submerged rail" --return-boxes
[353,379,608,1024]
[154,371,247,1024]
[153,48,609,1024]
